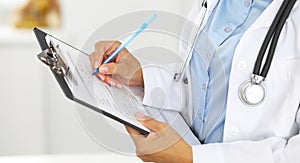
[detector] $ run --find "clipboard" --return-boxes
[33,27,149,135]
[33,27,200,145]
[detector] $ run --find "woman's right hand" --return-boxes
[89,41,144,88]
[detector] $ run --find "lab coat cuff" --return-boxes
[192,144,224,163]
[141,65,161,107]
[192,140,275,163]
[140,64,185,110]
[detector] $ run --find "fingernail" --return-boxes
[116,83,122,88]
[109,80,116,87]
[97,74,105,81]
[135,112,146,120]
[94,62,99,69]
[100,66,108,73]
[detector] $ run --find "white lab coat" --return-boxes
[141,0,300,162]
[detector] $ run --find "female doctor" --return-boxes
[89,0,300,162]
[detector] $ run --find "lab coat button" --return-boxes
[237,61,247,70]
[229,127,239,136]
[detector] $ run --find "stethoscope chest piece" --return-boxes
[237,0,297,106]
[239,75,265,106]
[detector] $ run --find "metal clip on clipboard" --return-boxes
[37,38,69,76]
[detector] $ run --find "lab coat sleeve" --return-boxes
[140,61,186,111]
[192,108,300,163]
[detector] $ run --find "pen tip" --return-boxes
[92,69,99,76]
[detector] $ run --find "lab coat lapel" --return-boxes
[202,0,219,30]
[207,0,219,14]
[245,0,284,34]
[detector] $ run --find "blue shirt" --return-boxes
[190,0,272,144]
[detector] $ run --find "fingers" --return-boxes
[95,62,119,87]
[125,126,142,136]
[135,112,167,132]
[91,41,122,75]
[91,40,143,87]
[97,63,127,87]
[104,77,122,88]
[105,41,121,56]
[94,41,121,62]
[96,74,122,88]
[94,41,110,63]
[125,126,145,146]
[91,41,122,87]
[95,73,105,81]
[92,41,116,70]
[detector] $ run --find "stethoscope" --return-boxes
[174,0,297,106]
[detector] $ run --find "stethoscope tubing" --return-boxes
[174,0,208,82]
[254,0,297,78]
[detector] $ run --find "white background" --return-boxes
[0,0,196,155]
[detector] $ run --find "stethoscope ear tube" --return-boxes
[261,0,297,77]
[174,0,208,82]
[253,0,297,78]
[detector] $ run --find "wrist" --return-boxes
[180,141,193,163]
[185,146,193,163]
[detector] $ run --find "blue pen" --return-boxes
[92,14,157,76]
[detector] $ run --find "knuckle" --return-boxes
[115,40,121,45]
[136,154,149,162]
[141,157,150,162]
[112,41,121,48]
[136,154,142,158]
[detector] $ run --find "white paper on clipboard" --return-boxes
[48,35,151,132]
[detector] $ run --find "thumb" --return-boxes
[135,112,167,132]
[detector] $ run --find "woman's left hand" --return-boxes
[125,113,192,163]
